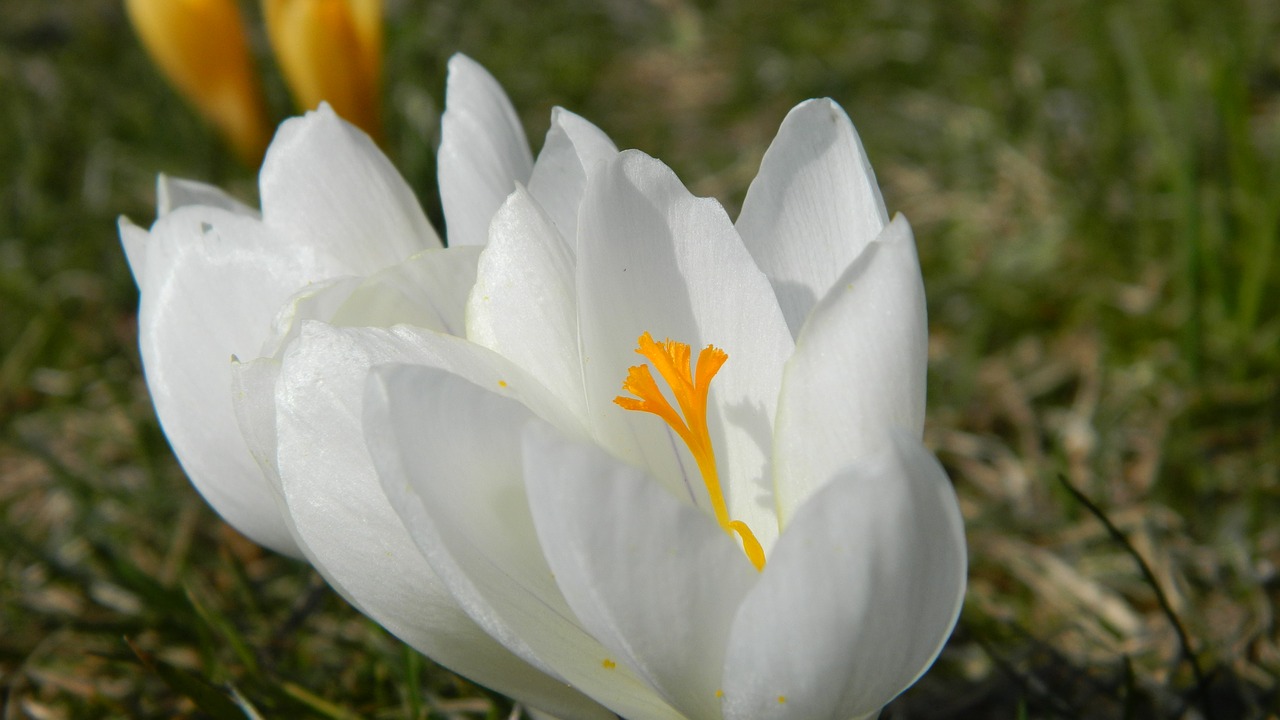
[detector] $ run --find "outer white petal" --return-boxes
[577,150,793,551]
[365,365,683,720]
[721,432,966,720]
[138,206,319,557]
[261,103,440,275]
[524,424,758,720]
[736,99,889,337]
[125,174,260,291]
[527,107,619,248]
[773,214,925,524]
[157,174,259,218]
[438,54,533,247]
[467,186,584,417]
[251,323,611,720]
[118,216,150,289]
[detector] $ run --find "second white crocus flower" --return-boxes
[123,55,625,718]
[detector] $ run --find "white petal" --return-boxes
[265,323,612,720]
[773,214,926,524]
[328,247,482,336]
[527,107,619,248]
[736,99,889,337]
[260,103,440,275]
[157,174,259,218]
[365,365,683,720]
[230,355,284,484]
[257,245,482,362]
[577,150,793,551]
[124,172,257,293]
[139,206,317,557]
[258,276,364,360]
[118,216,149,289]
[438,54,533,247]
[467,186,584,417]
[524,424,758,720]
[721,432,966,720]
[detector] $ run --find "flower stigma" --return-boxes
[614,332,766,571]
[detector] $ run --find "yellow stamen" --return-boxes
[614,332,765,571]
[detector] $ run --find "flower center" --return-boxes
[614,332,765,571]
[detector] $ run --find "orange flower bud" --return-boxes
[125,0,273,164]
[262,0,383,141]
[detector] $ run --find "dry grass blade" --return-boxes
[1057,473,1213,720]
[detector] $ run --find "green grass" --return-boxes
[2,0,1278,717]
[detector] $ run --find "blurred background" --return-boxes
[2,0,1278,717]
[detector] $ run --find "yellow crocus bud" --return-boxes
[262,0,383,141]
[125,0,273,164]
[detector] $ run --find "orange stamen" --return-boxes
[614,332,765,571]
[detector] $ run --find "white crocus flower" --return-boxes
[123,55,621,718]
[350,100,968,717]
[124,45,963,717]
[117,101,435,558]
[117,52,541,557]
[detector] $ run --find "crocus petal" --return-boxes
[721,432,966,720]
[527,107,619,248]
[230,351,283,481]
[255,276,363,360]
[773,214,925,524]
[248,322,612,720]
[255,246,481,364]
[468,186,584,417]
[327,246,481,336]
[262,0,383,140]
[344,0,382,69]
[260,103,439,276]
[118,217,150,290]
[736,99,889,338]
[524,424,758,720]
[236,242,481,473]
[122,175,260,290]
[157,174,259,218]
[365,364,683,720]
[438,54,533,247]
[577,150,793,550]
[139,206,319,557]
